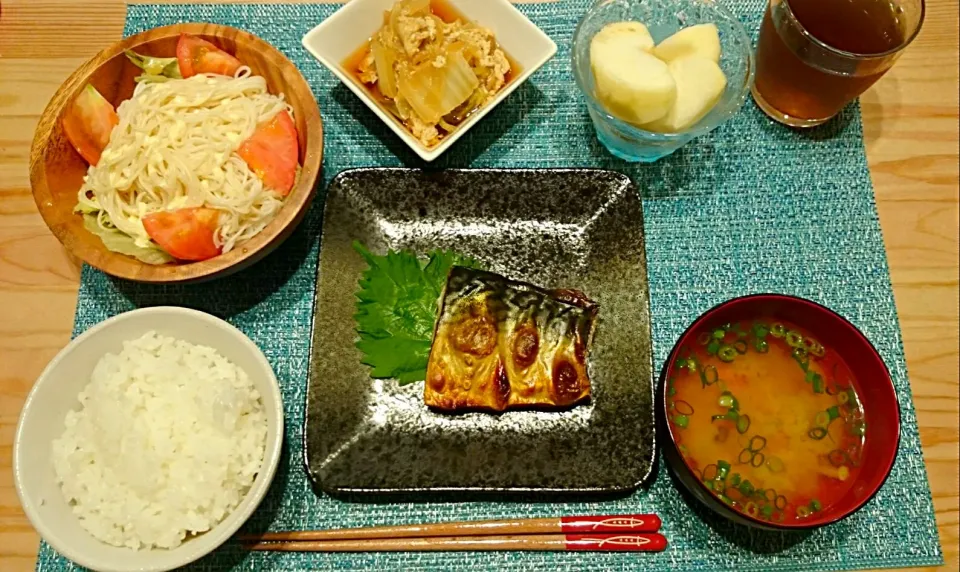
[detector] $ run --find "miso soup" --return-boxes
[666,319,866,523]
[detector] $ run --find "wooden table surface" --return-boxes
[1,0,957,570]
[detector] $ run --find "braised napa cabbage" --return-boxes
[355,0,513,147]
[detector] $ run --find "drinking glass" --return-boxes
[751,0,925,127]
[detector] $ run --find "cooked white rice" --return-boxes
[51,331,268,550]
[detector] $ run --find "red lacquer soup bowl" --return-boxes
[657,294,900,530]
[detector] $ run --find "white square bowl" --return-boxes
[302,0,557,162]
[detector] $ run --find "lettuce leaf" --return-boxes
[82,214,174,265]
[124,50,181,78]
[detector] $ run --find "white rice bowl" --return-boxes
[51,331,268,550]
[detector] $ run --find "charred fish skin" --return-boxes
[424,267,598,412]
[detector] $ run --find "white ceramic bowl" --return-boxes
[13,307,284,572]
[302,0,557,162]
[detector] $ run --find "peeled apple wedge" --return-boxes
[653,23,722,64]
[593,21,655,53]
[591,27,676,125]
[643,56,727,133]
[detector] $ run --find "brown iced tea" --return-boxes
[752,0,924,127]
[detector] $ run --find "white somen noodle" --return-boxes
[77,67,293,254]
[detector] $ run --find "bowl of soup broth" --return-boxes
[658,294,900,530]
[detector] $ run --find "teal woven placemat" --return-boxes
[38,1,943,570]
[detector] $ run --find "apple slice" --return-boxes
[591,28,676,125]
[593,21,655,52]
[643,56,727,133]
[653,23,722,64]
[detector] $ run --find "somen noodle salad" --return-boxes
[64,34,300,263]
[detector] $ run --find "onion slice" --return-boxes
[371,38,399,98]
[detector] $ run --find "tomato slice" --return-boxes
[176,33,243,78]
[237,110,299,196]
[142,207,222,261]
[62,84,119,165]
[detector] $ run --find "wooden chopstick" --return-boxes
[240,513,661,542]
[243,533,668,553]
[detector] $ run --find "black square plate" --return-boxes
[306,168,654,495]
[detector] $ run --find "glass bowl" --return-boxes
[572,0,755,162]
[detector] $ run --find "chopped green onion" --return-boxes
[717,460,731,480]
[717,345,737,362]
[797,505,811,518]
[750,452,765,468]
[702,464,719,481]
[674,414,689,428]
[668,386,677,397]
[739,479,755,496]
[745,501,759,517]
[827,405,841,420]
[754,339,769,353]
[792,347,809,366]
[736,414,751,434]
[785,331,803,348]
[673,400,694,415]
[766,456,785,473]
[733,340,748,354]
[719,494,733,505]
[814,411,830,427]
[828,449,849,467]
[808,427,828,440]
[752,322,770,337]
[812,374,825,394]
[730,473,741,487]
[775,495,788,510]
[701,365,719,386]
[697,332,711,345]
[850,420,867,437]
[718,392,736,408]
[713,329,725,340]
[838,390,850,405]
[748,435,767,452]
[807,340,825,357]
[761,504,774,519]
[809,498,822,512]
[707,340,720,355]
[771,323,786,338]
[738,448,753,464]
[764,489,777,502]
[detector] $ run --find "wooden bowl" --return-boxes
[29,23,323,283]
